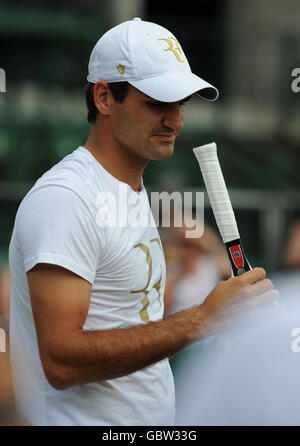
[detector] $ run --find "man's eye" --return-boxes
[147,101,164,108]
[146,100,188,109]
[180,95,192,106]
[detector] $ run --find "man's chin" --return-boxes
[150,142,175,160]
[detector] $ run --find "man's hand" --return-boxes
[200,267,279,335]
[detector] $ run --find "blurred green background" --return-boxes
[1,0,300,270]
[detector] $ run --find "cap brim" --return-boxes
[129,71,219,102]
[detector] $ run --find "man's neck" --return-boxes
[84,124,147,192]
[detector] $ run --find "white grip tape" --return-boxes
[193,142,239,243]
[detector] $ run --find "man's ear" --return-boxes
[93,81,110,116]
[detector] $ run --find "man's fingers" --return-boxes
[245,278,274,299]
[202,268,279,335]
[245,288,280,307]
[220,289,280,325]
[238,267,266,285]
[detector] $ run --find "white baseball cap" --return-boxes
[87,17,219,103]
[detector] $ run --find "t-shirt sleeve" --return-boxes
[16,185,102,285]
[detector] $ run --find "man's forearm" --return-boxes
[41,268,276,390]
[47,304,209,389]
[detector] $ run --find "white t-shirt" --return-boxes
[9,146,175,426]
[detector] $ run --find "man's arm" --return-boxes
[27,263,277,390]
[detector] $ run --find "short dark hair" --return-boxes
[85,82,131,124]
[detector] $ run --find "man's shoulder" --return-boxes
[14,147,101,223]
[36,146,91,189]
[26,147,97,200]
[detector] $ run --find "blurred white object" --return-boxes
[175,273,300,426]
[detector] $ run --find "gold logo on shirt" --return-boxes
[158,37,184,63]
[131,238,163,323]
[116,64,125,76]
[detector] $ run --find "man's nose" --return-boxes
[162,104,184,132]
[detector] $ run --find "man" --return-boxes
[9,18,277,426]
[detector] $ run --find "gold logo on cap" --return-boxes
[158,37,184,63]
[116,64,125,76]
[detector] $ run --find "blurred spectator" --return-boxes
[283,219,300,269]
[0,265,11,332]
[164,223,230,317]
[0,265,25,425]
[0,346,19,425]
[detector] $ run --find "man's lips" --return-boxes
[153,133,176,141]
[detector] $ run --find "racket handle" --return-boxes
[225,238,251,276]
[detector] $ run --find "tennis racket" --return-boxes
[193,142,251,277]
